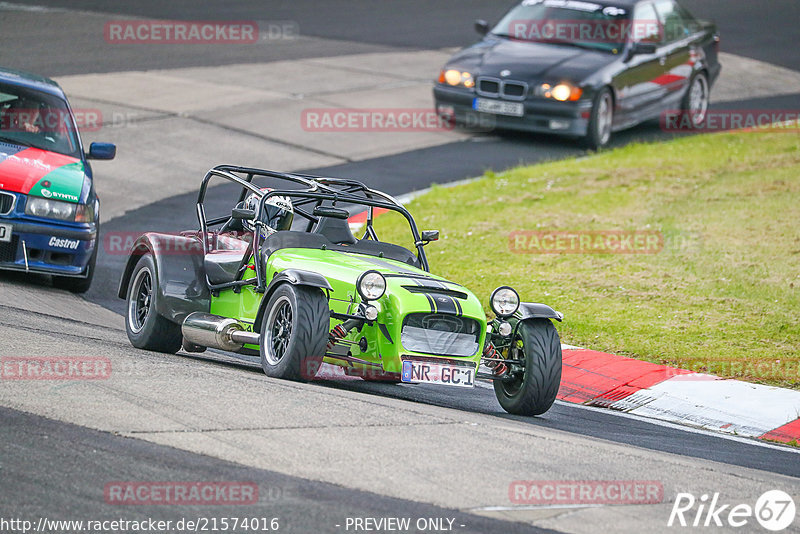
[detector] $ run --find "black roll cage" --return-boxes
[196,165,431,292]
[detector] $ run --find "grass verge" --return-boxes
[374,131,800,388]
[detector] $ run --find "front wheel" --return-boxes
[53,244,97,294]
[125,253,182,353]
[260,284,329,381]
[582,88,614,150]
[493,319,562,416]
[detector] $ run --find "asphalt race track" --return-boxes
[1,1,799,533]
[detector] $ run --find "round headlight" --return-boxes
[490,286,520,318]
[550,84,573,101]
[357,270,386,301]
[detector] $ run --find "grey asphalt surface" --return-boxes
[0,406,556,534]
[1,1,799,532]
[150,348,800,479]
[4,0,799,73]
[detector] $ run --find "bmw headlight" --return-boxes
[439,69,476,89]
[490,286,520,318]
[25,197,77,221]
[535,82,583,102]
[357,270,387,301]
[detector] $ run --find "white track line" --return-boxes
[553,400,800,454]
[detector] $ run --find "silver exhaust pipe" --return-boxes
[181,312,259,351]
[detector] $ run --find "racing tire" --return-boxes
[493,319,562,416]
[260,284,329,382]
[679,72,710,129]
[582,88,614,151]
[124,253,182,354]
[53,242,97,294]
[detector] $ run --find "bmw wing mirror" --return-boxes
[421,230,440,243]
[231,208,256,221]
[86,142,116,160]
[474,19,490,36]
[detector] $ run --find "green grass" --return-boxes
[373,131,800,388]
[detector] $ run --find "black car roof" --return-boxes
[0,67,66,99]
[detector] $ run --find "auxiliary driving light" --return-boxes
[498,321,513,336]
[364,304,379,322]
[490,286,520,318]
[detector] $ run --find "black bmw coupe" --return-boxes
[434,0,721,149]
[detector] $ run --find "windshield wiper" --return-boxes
[544,38,613,52]
[491,32,613,52]
[0,135,32,147]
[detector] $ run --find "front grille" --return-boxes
[476,77,529,101]
[401,313,480,357]
[0,191,14,215]
[478,79,500,95]
[503,82,526,98]
[0,235,19,262]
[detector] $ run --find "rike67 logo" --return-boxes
[668,490,796,531]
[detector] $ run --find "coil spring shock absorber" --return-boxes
[483,343,508,377]
[327,324,348,350]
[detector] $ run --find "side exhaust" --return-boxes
[181,312,259,352]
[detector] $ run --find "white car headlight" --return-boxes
[357,270,386,301]
[25,197,77,221]
[490,286,520,318]
[439,69,476,89]
[535,82,583,102]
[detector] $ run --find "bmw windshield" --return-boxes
[0,83,81,158]
[491,0,634,53]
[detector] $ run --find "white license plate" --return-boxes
[401,360,476,388]
[0,223,11,243]
[473,98,524,117]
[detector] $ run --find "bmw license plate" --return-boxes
[401,360,475,388]
[0,223,11,243]
[473,98,524,117]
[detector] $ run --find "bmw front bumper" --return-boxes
[434,84,593,137]
[0,194,96,277]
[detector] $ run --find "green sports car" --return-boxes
[118,166,563,415]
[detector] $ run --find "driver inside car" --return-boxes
[242,188,294,241]
[3,97,43,134]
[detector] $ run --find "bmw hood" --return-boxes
[448,37,618,83]
[0,142,85,203]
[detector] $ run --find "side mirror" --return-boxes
[421,230,440,243]
[231,208,255,221]
[86,142,116,160]
[630,42,657,56]
[474,19,490,36]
